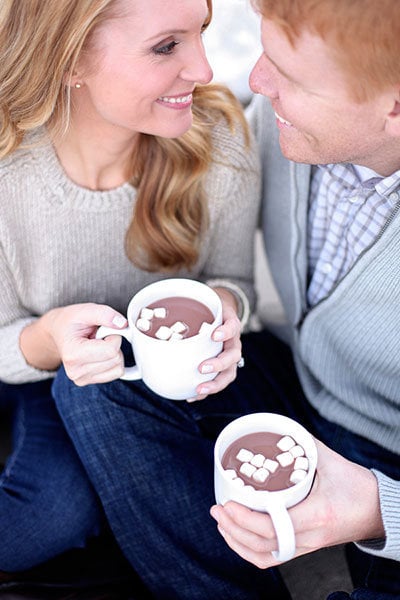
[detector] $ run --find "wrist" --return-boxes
[20,310,61,371]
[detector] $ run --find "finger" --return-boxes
[212,316,241,343]
[210,504,278,569]
[199,337,242,375]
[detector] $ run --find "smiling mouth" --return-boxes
[158,93,193,104]
[275,111,293,127]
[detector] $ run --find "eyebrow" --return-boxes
[146,29,187,43]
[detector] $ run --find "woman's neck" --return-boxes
[51,118,138,191]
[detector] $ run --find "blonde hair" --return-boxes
[254,0,400,102]
[0,0,249,271]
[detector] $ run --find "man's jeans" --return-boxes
[52,329,400,600]
[0,379,104,571]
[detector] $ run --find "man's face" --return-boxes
[249,18,399,174]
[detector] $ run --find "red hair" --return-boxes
[253,0,400,101]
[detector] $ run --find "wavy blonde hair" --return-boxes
[0,0,249,271]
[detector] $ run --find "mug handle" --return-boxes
[267,500,296,562]
[96,325,141,381]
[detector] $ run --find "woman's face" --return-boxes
[73,0,213,139]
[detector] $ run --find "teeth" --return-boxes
[159,94,192,104]
[275,111,292,126]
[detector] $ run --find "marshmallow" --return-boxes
[136,318,151,332]
[239,462,257,478]
[277,435,296,452]
[171,321,187,334]
[155,326,172,340]
[290,469,308,484]
[290,444,305,458]
[236,449,254,463]
[223,469,237,480]
[263,458,279,473]
[252,468,270,483]
[232,476,245,488]
[140,308,154,320]
[169,332,183,341]
[153,307,167,319]
[250,453,266,468]
[294,456,309,471]
[276,452,294,467]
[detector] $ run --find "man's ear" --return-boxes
[386,92,400,135]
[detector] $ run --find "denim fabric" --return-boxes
[0,379,104,571]
[52,330,400,600]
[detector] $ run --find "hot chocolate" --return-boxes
[221,431,309,492]
[135,296,214,341]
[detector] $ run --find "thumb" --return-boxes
[76,303,128,330]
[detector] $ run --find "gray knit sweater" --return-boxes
[247,95,400,562]
[0,119,260,384]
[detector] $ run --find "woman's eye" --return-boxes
[153,40,179,56]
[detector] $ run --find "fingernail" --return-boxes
[210,506,218,520]
[213,331,224,341]
[198,386,210,395]
[186,397,198,403]
[112,315,127,327]
[201,364,214,374]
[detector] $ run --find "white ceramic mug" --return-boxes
[96,278,223,400]
[214,413,318,562]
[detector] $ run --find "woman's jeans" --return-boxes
[0,379,104,571]
[52,329,400,600]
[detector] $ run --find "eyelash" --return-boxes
[153,40,180,56]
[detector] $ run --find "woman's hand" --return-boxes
[189,286,243,401]
[20,303,128,386]
[210,440,385,567]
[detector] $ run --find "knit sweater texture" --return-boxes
[0,118,260,384]
[247,95,400,562]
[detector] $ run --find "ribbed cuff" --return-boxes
[205,278,250,330]
[355,470,400,561]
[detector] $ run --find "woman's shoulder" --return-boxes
[210,111,259,171]
[0,129,46,179]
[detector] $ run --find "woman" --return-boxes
[0,0,277,596]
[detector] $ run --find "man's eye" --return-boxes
[153,41,179,55]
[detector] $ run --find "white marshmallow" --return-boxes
[250,453,266,468]
[252,468,270,483]
[223,469,237,480]
[290,469,308,484]
[276,452,294,467]
[153,307,167,319]
[140,308,154,320]
[155,326,172,340]
[294,457,309,471]
[290,444,305,458]
[232,477,245,488]
[277,436,296,451]
[239,462,257,478]
[169,332,183,341]
[136,318,151,332]
[171,321,187,333]
[263,458,279,473]
[236,449,254,463]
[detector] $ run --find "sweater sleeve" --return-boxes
[355,470,400,562]
[0,241,55,384]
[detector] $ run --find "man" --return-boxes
[210,1,400,598]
